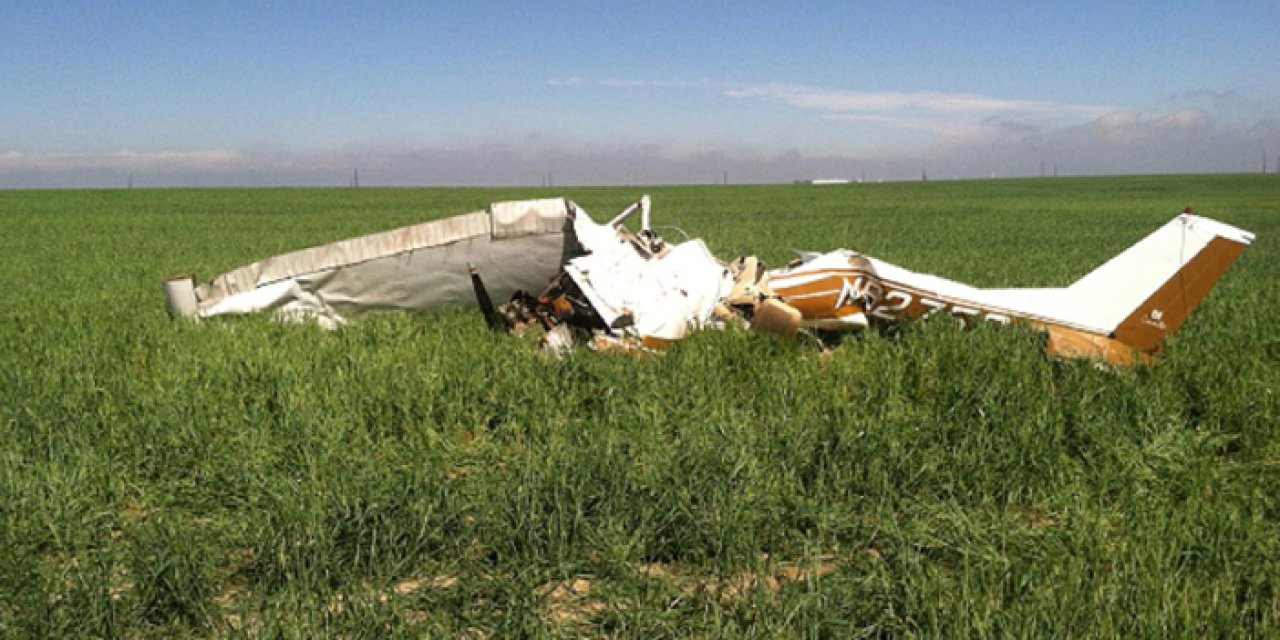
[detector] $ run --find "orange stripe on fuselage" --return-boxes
[772,268,1017,325]
[772,268,1145,362]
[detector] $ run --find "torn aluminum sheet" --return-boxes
[470,196,734,353]
[164,198,580,328]
[563,196,731,342]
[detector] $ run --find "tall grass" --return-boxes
[0,175,1276,637]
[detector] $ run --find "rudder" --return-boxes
[1065,212,1253,354]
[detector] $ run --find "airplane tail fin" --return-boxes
[1064,211,1253,354]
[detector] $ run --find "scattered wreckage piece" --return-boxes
[167,196,1253,366]
[164,198,580,328]
[472,195,740,355]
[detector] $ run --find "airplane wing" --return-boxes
[163,198,580,327]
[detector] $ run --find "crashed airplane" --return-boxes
[164,196,1254,365]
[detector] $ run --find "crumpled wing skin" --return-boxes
[164,198,579,326]
[564,211,730,341]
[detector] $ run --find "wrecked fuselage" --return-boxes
[168,195,1253,365]
[468,196,1254,363]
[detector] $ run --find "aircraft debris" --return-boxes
[164,197,579,327]
[166,196,1254,365]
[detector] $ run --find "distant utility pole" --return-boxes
[351,169,360,188]
[921,168,928,182]
[723,170,728,185]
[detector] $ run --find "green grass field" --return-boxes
[1,175,1277,637]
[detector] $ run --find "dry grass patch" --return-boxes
[538,577,608,625]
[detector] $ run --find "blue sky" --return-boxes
[2,1,1277,186]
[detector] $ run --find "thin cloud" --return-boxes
[824,113,994,138]
[556,78,1114,140]
[3,91,1275,187]
[723,84,1111,117]
[597,78,711,89]
[0,149,243,172]
[548,77,713,89]
[723,84,1113,143]
[1084,108,1210,142]
[1169,88,1237,102]
[924,107,1278,178]
[556,78,1111,118]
